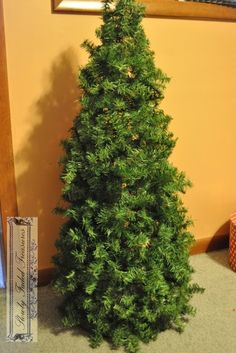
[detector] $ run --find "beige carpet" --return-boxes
[0,249,236,353]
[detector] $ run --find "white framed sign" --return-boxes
[6,217,38,342]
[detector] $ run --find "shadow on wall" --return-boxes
[15,48,81,269]
[207,221,229,252]
[206,220,230,269]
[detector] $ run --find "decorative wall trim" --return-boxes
[38,267,55,286]
[190,233,229,255]
[52,0,236,21]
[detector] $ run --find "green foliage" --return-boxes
[52,0,204,352]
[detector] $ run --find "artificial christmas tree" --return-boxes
[52,0,204,351]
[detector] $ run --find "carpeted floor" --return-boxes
[0,249,236,353]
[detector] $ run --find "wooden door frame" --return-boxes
[0,0,18,259]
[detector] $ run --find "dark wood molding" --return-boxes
[52,0,236,22]
[0,0,18,258]
[38,267,55,287]
[190,233,229,255]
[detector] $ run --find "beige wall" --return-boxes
[3,0,236,270]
